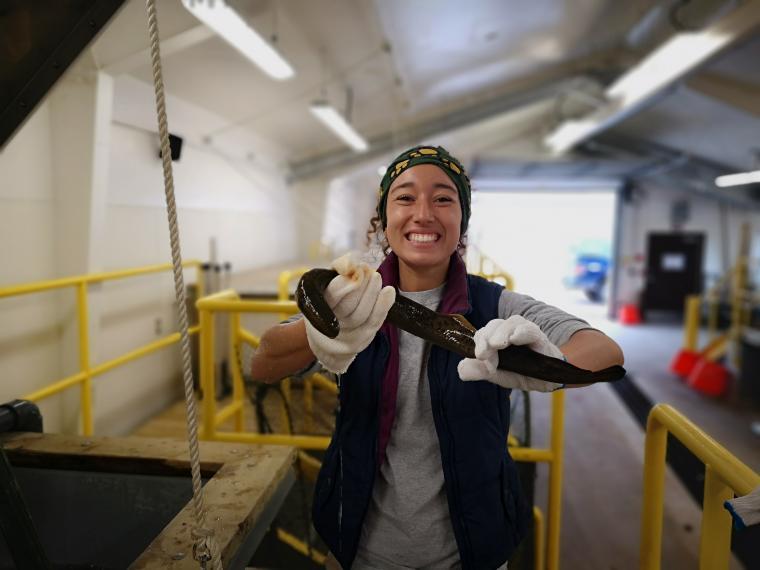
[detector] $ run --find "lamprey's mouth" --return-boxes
[296,268,626,385]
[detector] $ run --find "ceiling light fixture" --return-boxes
[309,101,369,153]
[544,1,760,154]
[181,0,294,80]
[715,170,760,187]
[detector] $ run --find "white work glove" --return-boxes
[304,254,396,374]
[725,485,760,528]
[458,315,565,392]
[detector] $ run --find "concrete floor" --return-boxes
[529,291,758,569]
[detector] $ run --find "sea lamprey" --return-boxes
[296,268,626,385]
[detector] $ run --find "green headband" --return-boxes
[377,145,471,235]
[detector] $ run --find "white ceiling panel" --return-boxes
[373,0,658,112]
[86,0,759,173]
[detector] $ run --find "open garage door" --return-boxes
[469,190,618,325]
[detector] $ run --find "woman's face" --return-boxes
[385,163,462,274]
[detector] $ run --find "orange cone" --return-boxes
[670,349,700,378]
[687,359,730,397]
[619,304,641,325]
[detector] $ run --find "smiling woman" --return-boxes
[250,144,624,570]
[383,164,463,290]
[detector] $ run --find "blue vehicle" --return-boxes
[567,253,610,302]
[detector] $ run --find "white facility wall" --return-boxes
[0,79,299,436]
[93,121,297,436]
[321,165,381,258]
[0,101,67,430]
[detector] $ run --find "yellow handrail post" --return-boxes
[639,413,667,570]
[534,506,545,570]
[546,389,565,570]
[276,267,309,433]
[639,404,759,570]
[699,466,733,570]
[730,222,751,368]
[707,291,719,344]
[195,262,205,299]
[684,295,701,352]
[277,267,308,320]
[230,313,245,432]
[77,282,94,436]
[279,380,293,435]
[304,376,314,433]
[199,308,216,439]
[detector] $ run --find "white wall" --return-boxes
[0,101,66,430]
[94,123,297,435]
[291,175,332,260]
[0,69,300,436]
[91,78,298,436]
[321,164,384,257]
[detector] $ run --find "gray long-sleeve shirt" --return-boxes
[353,287,591,570]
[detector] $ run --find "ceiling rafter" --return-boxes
[288,75,588,182]
[688,71,760,117]
[544,0,760,154]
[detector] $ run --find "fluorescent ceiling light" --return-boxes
[181,0,294,80]
[606,33,729,107]
[544,1,760,155]
[310,102,369,153]
[715,170,760,187]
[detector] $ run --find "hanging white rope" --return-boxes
[144,1,223,568]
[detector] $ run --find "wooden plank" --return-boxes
[1,432,297,569]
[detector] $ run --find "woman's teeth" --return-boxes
[408,233,438,242]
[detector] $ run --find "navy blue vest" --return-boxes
[312,274,530,569]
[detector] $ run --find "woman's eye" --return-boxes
[396,194,414,202]
[435,195,454,203]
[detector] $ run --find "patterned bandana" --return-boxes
[377,145,471,235]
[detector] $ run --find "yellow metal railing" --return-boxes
[639,404,760,570]
[277,267,310,431]
[469,245,516,291]
[510,390,566,570]
[533,506,545,570]
[1,261,204,436]
[195,289,335,450]
[195,286,337,563]
[681,223,752,368]
[478,270,515,292]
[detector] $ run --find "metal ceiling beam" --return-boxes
[545,0,760,154]
[0,0,127,151]
[688,71,760,117]
[589,134,760,210]
[470,157,655,180]
[288,76,589,182]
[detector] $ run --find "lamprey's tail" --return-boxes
[296,268,626,385]
[496,345,626,384]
